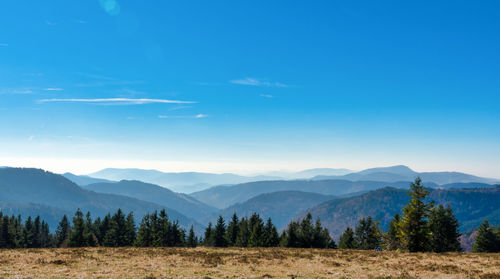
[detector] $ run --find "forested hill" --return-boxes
[0,168,200,230]
[190,180,438,209]
[83,180,217,221]
[303,186,500,238]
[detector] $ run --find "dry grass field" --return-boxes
[0,247,499,279]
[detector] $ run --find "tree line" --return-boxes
[201,213,335,248]
[1,178,499,252]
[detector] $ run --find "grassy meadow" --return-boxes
[0,247,499,278]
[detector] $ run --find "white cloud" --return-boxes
[158,114,208,119]
[28,136,34,141]
[0,88,33,95]
[230,78,288,88]
[39,98,195,105]
[260,94,273,98]
[44,88,64,91]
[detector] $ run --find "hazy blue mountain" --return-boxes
[0,201,72,231]
[213,191,335,229]
[258,168,353,179]
[83,180,217,221]
[89,168,283,193]
[0,168,201,231]
[190,180,437,209]
[312,165,500,185]
[62,172,115,186]
[302,186,500,239]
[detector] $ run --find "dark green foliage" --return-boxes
[398,178,433,252]
[429,205,461,252]
[134,210,185,247]
[281,213,335,248]
[235,218,250,247]
[384,214,401,250]
[473,220,500,252]
[353,216,382,250]
[214,216,228,247]
[264,218,280,247]
[338,227,355,249]
[187,225,198,247]
[203,222,214,246]
[225,213,239,246]
[55,215,70,247]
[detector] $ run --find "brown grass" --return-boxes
[0,247,499,278]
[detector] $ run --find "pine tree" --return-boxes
[203,222,214,246]
[135,214,154,247]
[338,227,355,249]
[125,212,136,246]
[187,225,198,247]
[283,221,301,248]
[103,209,128,247]
[97,214,111,246]
[23,216,34,248]
[384,214,401,250]
[429,205,461,252]
[235,218,250,247]
[473,220,499,253]
[264,218,280,247]
[225,213,239,246]
[354,216,381,250]
[312,218,335,249]
[55,215,70,247]
[84,212,97,247]
[299,213,314,248]
[214,216,227,247]
[68,209,87,247]
[0,215,13,248]
[249,215,265,247]
[398,178,433,252]
[32,216,41,248]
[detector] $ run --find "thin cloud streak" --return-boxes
[158,114,208,119]
[39,98,196,105]
[44,88,64,91]
[230,78,288,88]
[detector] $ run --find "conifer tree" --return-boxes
[235,218,250,247]
[354,216,381,250]
[429,205,461,252]
[299,213,314,248]
[264,218,280,247]
[338,227,355,249]
[135,214,154,247]
[0,215,13,248]
[23,216,34,248]
[473,220,499,253]
[187,225,198,247]
[203,222,214,246]
[384,214,401,250]
[225,213,239,246]
[103,209,128,247]
[125,212,136,246]
[283,221,301,248]
[398,178,433,252]
[249,215,265,247]
[312,218,335,249]
[68,209,87,247]
[214,216,227,247]
[56,215,70,247]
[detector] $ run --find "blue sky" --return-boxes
[0,0,499,177]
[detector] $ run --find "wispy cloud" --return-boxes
[0,88,34,95]
[76,73,142,87]
[158,114,208,119]
[44,88,64,91]
[39,98,195,105]
[260,94,273,98]
[0,43,8,47]
[230,78,288,88]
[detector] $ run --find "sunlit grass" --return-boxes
[0,247,499,278]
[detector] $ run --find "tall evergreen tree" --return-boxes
[299,213,314,248]
[214,216,227,247]
[429,205,461,252]
[282,221,301,248]
[235,218,250,247]
[55,215,70,247]
[384,214,401,250]
[103,209,129,247]
[338,227,355,249]
[135,214,154,247]
[68,209,87,247]
[23,216,34,248]
[225,213,239,246]
[354,216,381,250]
[473,220,500,253]
[398,178,433,252]
[203,222,214,246]
[249,214,265,247]
[264,218,280,247]
[187,225,198,247]
[125,212,136,246]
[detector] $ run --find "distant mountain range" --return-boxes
[83,180,218,221]
[312,165,500,185]
[302,186,500,238]
[212,191,335,229]
[0,168,201,231]
[190,180,437,209]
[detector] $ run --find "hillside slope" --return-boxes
[84,180,217,221]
